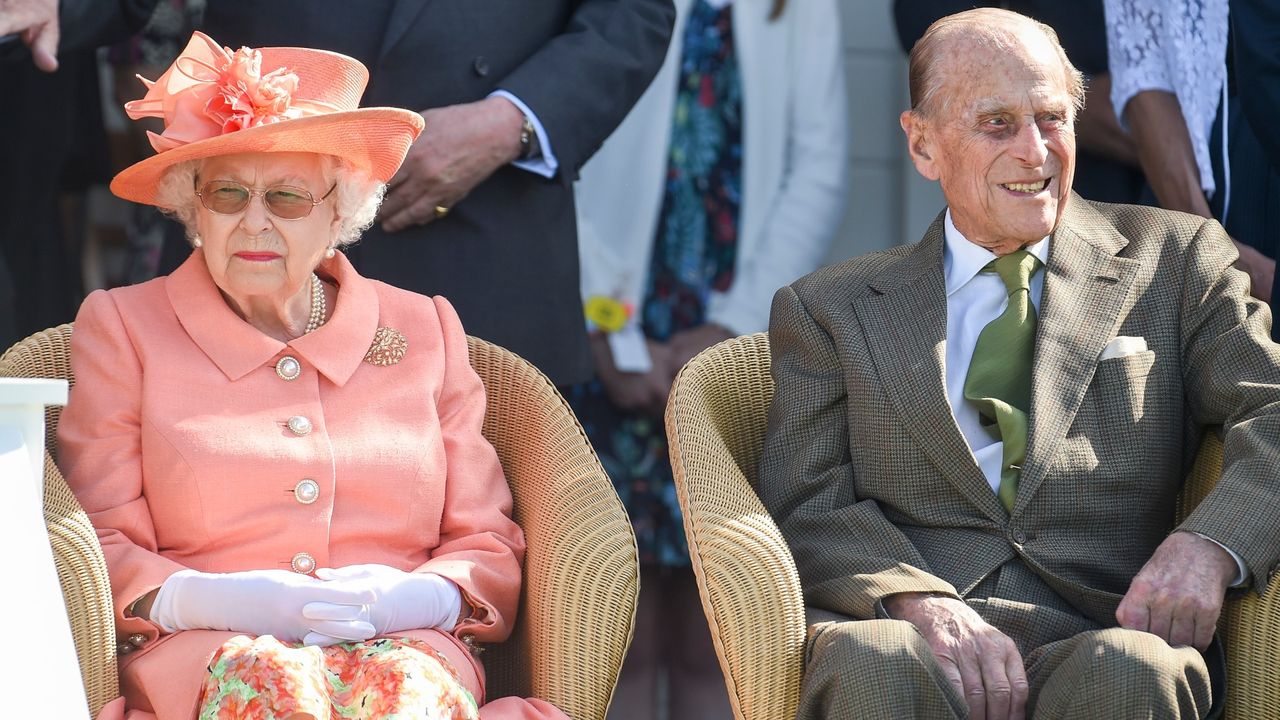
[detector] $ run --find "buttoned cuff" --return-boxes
[1187,531,1249,587]
[488,90,558,178]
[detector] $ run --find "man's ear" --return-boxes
[900,110,941,181]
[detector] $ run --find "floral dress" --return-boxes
[198,635,479,719]
[568,0,742,567]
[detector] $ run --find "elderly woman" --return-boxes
[58,33,565,720]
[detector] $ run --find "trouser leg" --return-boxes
[798,618,965,720]
[1028,627,1211,720]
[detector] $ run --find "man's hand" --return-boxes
[0,0,59,72]
[885,593,1028,720]
[1116,531,1237,651]
[589,333,672,418]
[378,96,525,232]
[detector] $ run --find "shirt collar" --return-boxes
[166,251,379,386]
[942,209,1051,297]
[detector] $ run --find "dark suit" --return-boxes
[173,0,676,385]
[758,197,1280,717]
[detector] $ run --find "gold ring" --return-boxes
[434,205,450,219]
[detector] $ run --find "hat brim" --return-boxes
[110,107,424,207]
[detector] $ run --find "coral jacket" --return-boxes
[59,252,558,719]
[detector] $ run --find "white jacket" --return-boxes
[574,0,849,337]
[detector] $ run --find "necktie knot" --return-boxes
[987,250,1043,295]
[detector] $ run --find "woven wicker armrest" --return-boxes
[466,336,639,720]
[666,333,807,720]
[2,325,119,717]
[1177,431,1280,719]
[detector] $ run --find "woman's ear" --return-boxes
[900,110,941,181]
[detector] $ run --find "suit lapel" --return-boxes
[854,216,1008,523]
[1014,197,1140,515]
[378,0,431,64]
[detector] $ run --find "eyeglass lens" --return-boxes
[198,180,320,219]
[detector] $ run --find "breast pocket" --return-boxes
[1092,349,1157,438]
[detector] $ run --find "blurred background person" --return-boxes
[1105,0,1277,327]
[571,0,848,716]
[150,0,677,389]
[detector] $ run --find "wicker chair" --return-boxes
[665,331,1280,720]
[0,324,638,720]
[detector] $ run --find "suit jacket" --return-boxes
[191,0,677,386]
[58,253,535,718]
[757,196,1280,633]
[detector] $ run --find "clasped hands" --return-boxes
[150,563,462,647]
[886,531,1237,720]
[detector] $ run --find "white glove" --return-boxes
[150,568,377,646]
[311,564,462,635]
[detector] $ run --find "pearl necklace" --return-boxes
[304,273,327,334]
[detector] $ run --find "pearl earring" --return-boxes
[324,246,336,259]
[192,236,203,249]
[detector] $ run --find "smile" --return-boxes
[1001,179,1050,194]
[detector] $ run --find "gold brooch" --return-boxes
[364,327,408,366]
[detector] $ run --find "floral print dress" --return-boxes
[568,0,742,567]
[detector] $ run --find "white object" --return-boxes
[1100,335,1150,360]
[150,568,378,645]
[609,324,653,373]
[575,0,849,338]
[313,564,462,634]
[0,378,68,492]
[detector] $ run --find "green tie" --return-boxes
[963,250,1043,513]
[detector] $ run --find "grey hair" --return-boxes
[153,155,386,247]
[907,8,1085,121]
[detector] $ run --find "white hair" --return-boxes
[153,154,386,247]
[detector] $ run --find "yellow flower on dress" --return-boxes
[584,296,631,333]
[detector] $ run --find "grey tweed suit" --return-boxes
[758,196,1280,718]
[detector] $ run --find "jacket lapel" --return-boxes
[1013,197,1140,515]
[378,0,431,64]
[853,216,1008,523]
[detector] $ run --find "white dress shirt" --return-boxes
[942,210,1050,494]
[942,211,1246,584]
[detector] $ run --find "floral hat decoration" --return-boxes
[110,31,424,207]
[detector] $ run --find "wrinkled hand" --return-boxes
[1116,531,1236,651]
[1232,240,1276,304]
[886,593,1027,720]
[313,564,461,636]
[0,0,59,72]
[665,324,733,383]
[589,333,673,418]
[149,568,377,646]
[378,96,525,232]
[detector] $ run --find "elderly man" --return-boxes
[757,8,1280,720]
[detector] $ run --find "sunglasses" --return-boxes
[195,180,336,219]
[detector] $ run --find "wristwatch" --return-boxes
[518,116,540,160]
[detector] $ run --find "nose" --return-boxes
[238,191,273,236]
[1011,121,1049,166]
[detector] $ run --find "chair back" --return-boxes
[0,325,639,720]
[664,332,806,720]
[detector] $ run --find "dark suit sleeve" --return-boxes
[1176,218,1280,594]
[1232,0,1280,168]
[495,0,675,181]
[756,285,960,620]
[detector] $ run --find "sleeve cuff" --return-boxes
[488,90,559,179]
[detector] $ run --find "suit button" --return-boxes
[286,415,313,436]
[294,479,320,504]
[472,56,490,77]
[291,552,316,574]
[275,356,301,381]
[1009,526,1028,546]
[127,633,147,648]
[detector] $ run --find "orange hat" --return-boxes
[110,31,424,207]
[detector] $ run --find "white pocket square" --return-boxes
[1100,335,1148,360]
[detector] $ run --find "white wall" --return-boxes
[826,0,944,266]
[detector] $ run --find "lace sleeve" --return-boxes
[1103,0,1229,195]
